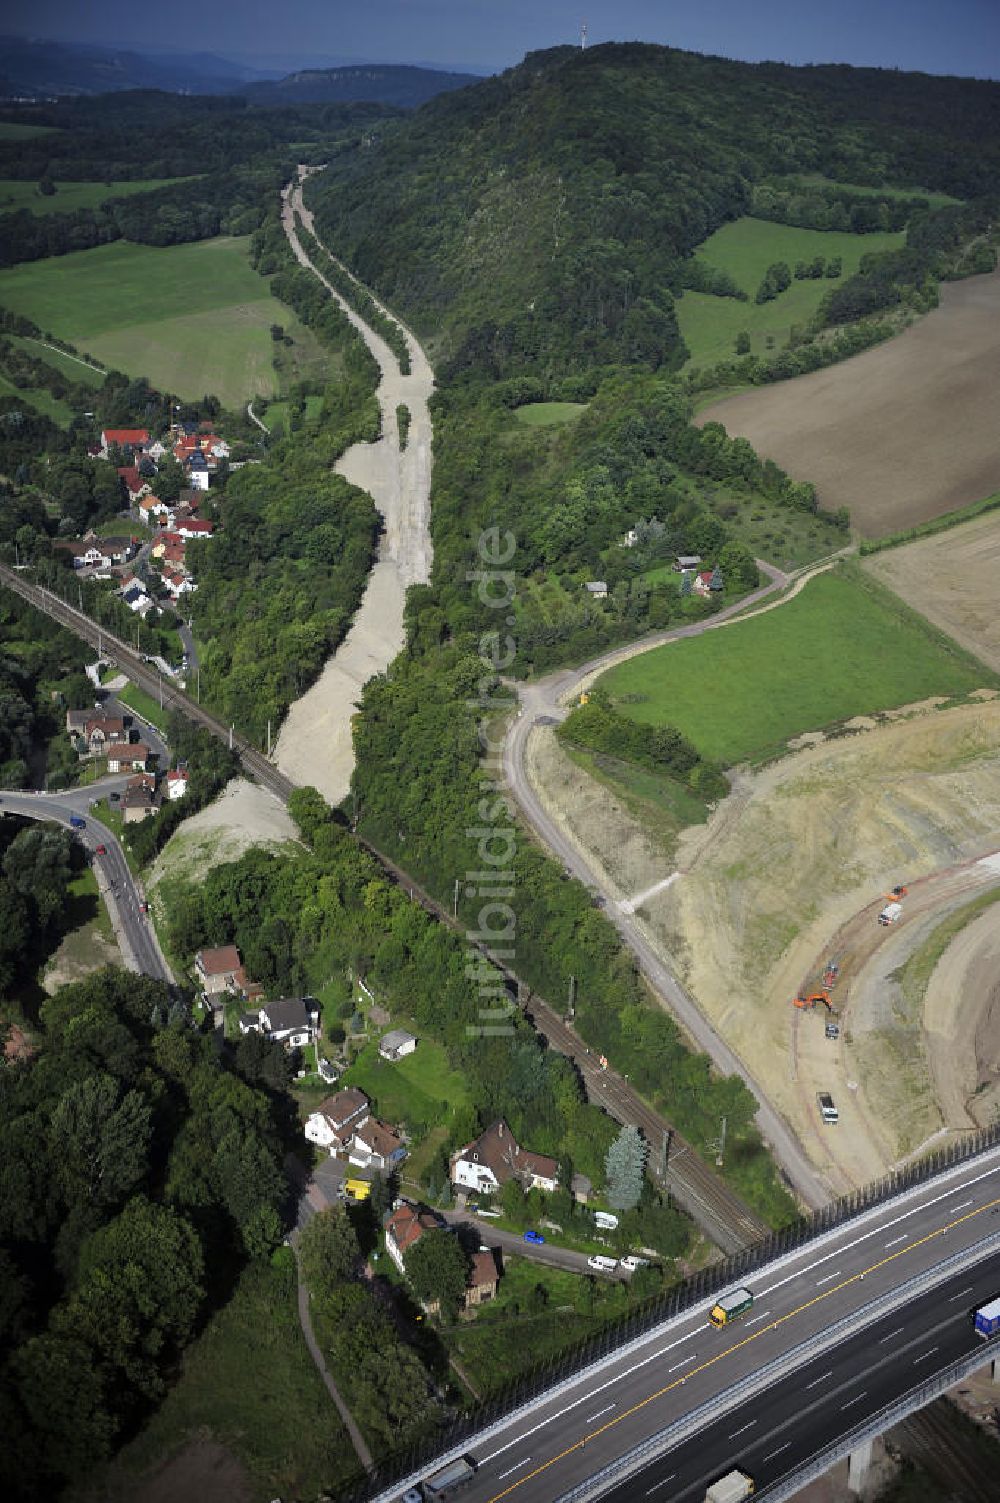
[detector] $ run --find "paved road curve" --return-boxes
[502,560,847,1214]
[0,785,172,984]
[379,1144,1000,1503]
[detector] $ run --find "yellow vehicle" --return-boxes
[343,1178,371,1202]
[709,1287,753,1327]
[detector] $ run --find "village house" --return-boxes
[121,775,161,823]
[101,427,149,457]
[117,466,150,502]
[450,1120,560,1197]
[166,769,189,800]
[304,1087,371,1153]
[466,1250,501,1308]
[674,554,702,571]
[347,1116,407,1173]
[379,1028,417,1061]
[163,570,195,599]
[70,715,127,755]
[54,533,138,572]
[584,580,608,600]
[139,495,170,524]
[120,579,153,616]
[175,517,214,540]
[194,944,247,997]
[107,743,149,774]
[692,568,724,598]
[384,1202,443,1273]
[239,997,319,1049]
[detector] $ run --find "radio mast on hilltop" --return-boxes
[580,18,588,49]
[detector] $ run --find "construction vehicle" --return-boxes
[794,991,835,1013]
[878,901,903,926]
[887,884,908,899]
[822,961,840,988]
[705,1469,754,1501]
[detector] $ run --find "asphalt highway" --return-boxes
[0,786,172,984]
[383,1146,1000,1503]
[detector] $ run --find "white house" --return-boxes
[107,743,149,773]
[379,1028,417,1061]
[384,1202,443,1274]
[165,769,189,800]
[240,997,319,1049]
[347,1116,407,1173]
[304,1088,370,1152]
[450,1120,559,1197]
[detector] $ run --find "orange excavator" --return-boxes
[794,991,835,1013]
[885,884,908,901]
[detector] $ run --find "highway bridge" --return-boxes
[376,1142,1000,1503]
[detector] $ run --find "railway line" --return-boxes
[0,561,768,1252]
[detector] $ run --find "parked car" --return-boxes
[523,1229,545,1245]
[138,901,149,914]
[587,1255,619,1273]
[817,1091,839,1124]
[620,1256,650,1272]
[95,844,107,855]
[825,1021,840,1040]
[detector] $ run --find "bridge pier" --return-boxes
[847,1435,887,1496]
[991,1357,1000,1384]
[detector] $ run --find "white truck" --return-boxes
[705,1469,755,1502]
[878,901,903,926]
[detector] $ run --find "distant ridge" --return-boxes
[0,35,275,97]
[237,64,481,109]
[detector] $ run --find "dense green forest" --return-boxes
[307,42,1000,377]
[0,94,393,265]
[0,590,91,790]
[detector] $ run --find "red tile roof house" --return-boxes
[304,1088,370,1153]
[107,743,149,774]
[176,517,214,539]
[166,769,189,800]
[74,716,127,755]
[117,466,150,502]
[101,428,150,457]
[194,944,248,997]
[384,1202,444,1273]
[450,1120,560,1197]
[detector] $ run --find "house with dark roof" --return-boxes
[107,743,149,774]
[450,1120,559,1197]
[348,1116,407,1173]
[122,777,162,823]
[239,996,319,1049]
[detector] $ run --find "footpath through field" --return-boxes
[273,169,434,804]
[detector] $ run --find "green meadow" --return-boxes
[597,569,995,765]
[0,122,61,139]
[678,216,905,369]
[780,173,961,208]
[0,177,193,216]
[513,401,588,427]
[0,236,320,407]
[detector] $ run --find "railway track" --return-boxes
[1,562,769,1252]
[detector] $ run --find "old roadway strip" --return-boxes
[482,1194,1000,1502]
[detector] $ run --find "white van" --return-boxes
[593,1211,619,1230]
[620,1256,650,1272]
[587,1255,619,1274]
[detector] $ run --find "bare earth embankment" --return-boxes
[274,174,433,805]
[535,703,1000,1192]
[699,268,1000,537]
[864,510,1000,673]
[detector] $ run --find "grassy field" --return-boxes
[597,568,997,765]
[0,369,75,425]
[0,122,61,139]
[513,401,588,427]
[678,216,905,369]
[0,237,323,407]
[86,1251,360,1503]
[10,333,106,387]
[341,1035,471,1135]
[0,177,193,216]
[780,173,961,208]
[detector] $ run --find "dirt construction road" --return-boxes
[699,267,1000,537]
[275,172,433,804]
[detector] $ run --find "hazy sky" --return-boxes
[6,0,1000,79]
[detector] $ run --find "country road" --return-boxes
[502,556,854,1213]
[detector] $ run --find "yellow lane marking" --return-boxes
[484,1194,1000,1502]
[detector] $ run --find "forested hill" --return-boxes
[239,64,481,108]
[306,41,1000,376]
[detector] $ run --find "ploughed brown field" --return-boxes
[698,268,1000,537]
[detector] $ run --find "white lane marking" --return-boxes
[667,1359,694,1372]
[842,1392,868,1409]
[885,1235,908,1248]
[954,1200,974,1211]
[478,1327,700,1462]
[644,1476,675,1495]
[757,1159,1000,1299]
[950,1287,975,1302]
[586,1404,615,1423]
[764,1442,792,1462]
[816,1271,840,1286]
[746,1310,771,1326]
[729,1421,756,1439]
[914,1346,939,1364]
[880,1327,905,1344]
[806,1370,833,1390]
[497,1459,531,1480]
